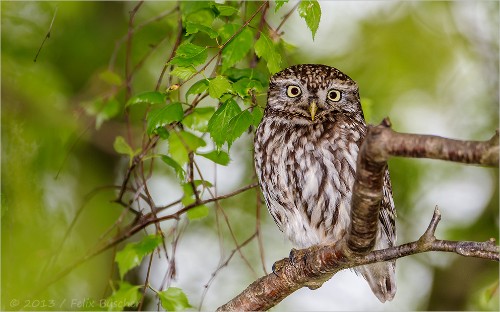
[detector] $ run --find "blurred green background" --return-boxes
[2,1,498,311]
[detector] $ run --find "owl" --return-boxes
[253,64,396,302]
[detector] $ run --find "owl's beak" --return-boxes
[309,101,317,121]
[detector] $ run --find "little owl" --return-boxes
[254,64,396,302]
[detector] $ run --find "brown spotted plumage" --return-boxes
[254,64,397,302]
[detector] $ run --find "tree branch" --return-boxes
[346,118,498,255]
[217,208,499,311]
[217,122,499,311]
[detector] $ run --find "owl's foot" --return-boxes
[271,248,308,276]
[272,259,287,276]
[290,247,327,290]
[289,248,308,268]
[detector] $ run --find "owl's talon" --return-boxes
[288,248,307,268]
[288,248,297,262]
[272,259,287,276]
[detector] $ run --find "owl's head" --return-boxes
[267,64,362,123]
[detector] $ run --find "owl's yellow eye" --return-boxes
[327,89,342,102]
[286,85,302,98]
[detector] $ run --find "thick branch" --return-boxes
[218,125,499,311]
[217,208,499,311]
[346,119,498,256]
[362,119,499,166]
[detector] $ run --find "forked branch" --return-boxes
[217,121,499,311]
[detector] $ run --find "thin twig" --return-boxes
[199,232,258,311]
[138,253,154,311]
[275,2,299,33]
[125,1,144,99]
[109,6,178,71]
[156,8,183,91]
[34,6,58,62]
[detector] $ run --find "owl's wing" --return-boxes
[380,168,396,246]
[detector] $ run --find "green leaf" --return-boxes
[185,22,218,39]
[275,0,289,12]
[225,110,253,148]
[171,66,197,80]
[298,0,321,40]
[185,79,209,100]
[170,42,208,67]
[193,179,213,188]
[96,98,121,129]
[182,107,215,132]
[105,281,142,311]
[168,131,206,165]
[83,97,121,129]
[156,127,170,140]
[113,136,140,166]
[224,68,269,85]
[100,98,121,119]
[126,91,166,107]
[207,99,241,148]
[181,181,210,220]
[181,183,195,206]
[196,150,230,166]
[187,205,209,220]
[113,136,134,156]
[476,281,499,310]
[212,3,239,17]
[180,1,212,16]
[208,76,233,99]
[181,1,214,26]
[255,33,282,74]
[158,287,192,311]
[251,106,264,126]
[115,235,163,279]
[99,70,122,86]
[161,155,186,180]
[146,103,184,136]
[232,78,264,98]
[219,24,254,73]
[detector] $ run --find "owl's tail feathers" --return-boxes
[356,261,396,303]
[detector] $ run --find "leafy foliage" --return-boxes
[158,287,192,311]
[170,42,208,67]
[185,79,209,99]
[298,0,322,39]
[219,24,254,73]
[207,99,243,149]
[161,155,186,180]
[126,91,166,107]
[255,32,282,74]
[105,281,142,311]
[208,76,234,99]
[115,234,163,279]
[113,136,141,165]
[182,107,214,132]
[170,66,197,80]
[168,130,206,165]
[197,150,230,166]
[146,102,184,136]
[275,0,289,12]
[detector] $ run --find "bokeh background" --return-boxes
[2,1,499,311]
